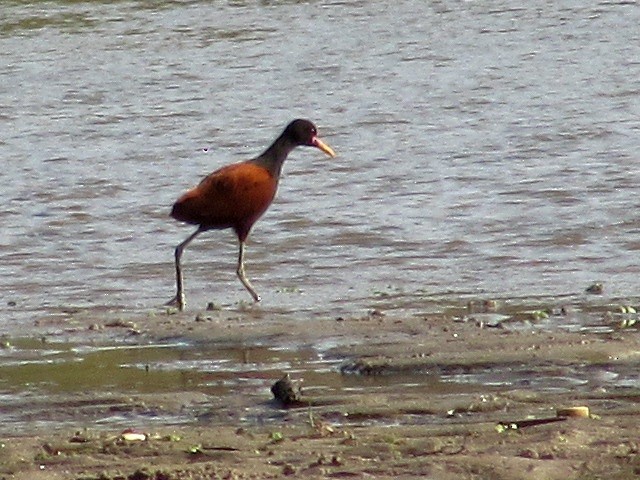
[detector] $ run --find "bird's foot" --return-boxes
[165,295,185,311]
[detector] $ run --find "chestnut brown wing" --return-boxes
[171,162,277,237]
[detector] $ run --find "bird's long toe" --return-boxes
[165,295,185,311]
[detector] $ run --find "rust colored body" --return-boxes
[171,162,277,242]
[168,119,336,311]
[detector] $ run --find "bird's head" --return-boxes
[285,119,336,158]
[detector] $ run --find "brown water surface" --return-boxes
[1,3,640,470]
[2,1,640,322]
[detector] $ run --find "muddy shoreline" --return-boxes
[1,301,639,479]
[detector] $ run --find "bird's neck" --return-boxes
[249,135,297,180]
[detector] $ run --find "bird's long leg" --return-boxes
[236,240,261,302]
[166,227,202,311]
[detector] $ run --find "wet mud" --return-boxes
[0,299,639,479]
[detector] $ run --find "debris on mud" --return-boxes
[271,373,304,407]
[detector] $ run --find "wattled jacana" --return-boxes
[168,119,336,311]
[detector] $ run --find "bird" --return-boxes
[167,119,336,311]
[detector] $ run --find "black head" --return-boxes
[283,119,336,157]
[283,119,319,146]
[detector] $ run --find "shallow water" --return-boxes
[2,0,640,434]
[0,333,637,435]
[2,1,640,322]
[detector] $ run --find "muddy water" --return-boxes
[2,1,640,322]
[1,0,640,438]
[0,320,638,436]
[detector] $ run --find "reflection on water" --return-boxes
[0,334,637,434]
[2,1,640,323]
